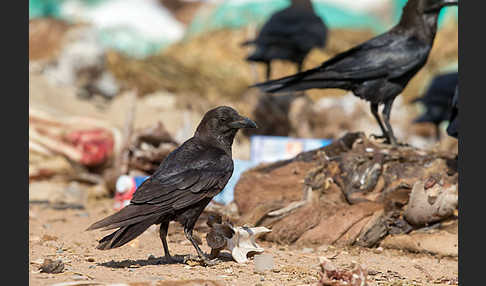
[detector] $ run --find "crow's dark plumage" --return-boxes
[242,0,327,80]
[253,0,458,145]
[87,106,257,265]
[413,72,458,140]
[446,86,458,139]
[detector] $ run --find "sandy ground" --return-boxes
[29,199,458,286]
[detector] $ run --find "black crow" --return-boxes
[446,85,458,139]
[253,0,458,145]
[242,0,327,80]
[87,106,257,265]
[413,72,458,140]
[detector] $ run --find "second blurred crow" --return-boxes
[242,0,327,80]
[413,72,458,140]
[254,0,458,145]
[446,86,458,139]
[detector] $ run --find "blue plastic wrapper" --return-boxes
[250,135,332,164]
[213,159,258,205]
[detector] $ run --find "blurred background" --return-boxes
[29,0,458,207]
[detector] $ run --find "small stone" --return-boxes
[86,257,95,262]
[88,265,96,269]
[260,277,265,281]
[373,247,384,254]
[41,234,58,242]
[39,259,64,274]
[148,254,156,260]
[76,212,90,217]
[301,248,313,254]
[254,254,274,273]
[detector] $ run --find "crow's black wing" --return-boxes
[87,138,233,231]
[254,33,431,93]
[130,139,233,210]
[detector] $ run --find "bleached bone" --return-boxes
[225,226,271,263]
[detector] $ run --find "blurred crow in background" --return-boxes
[87,106,257,265]
[242,0,328,80]
[446,85,458,139]
[412,72,458,140]
[254,0,458,145]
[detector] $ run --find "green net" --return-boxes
[186,0,387,37]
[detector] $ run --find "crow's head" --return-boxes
[423,0,458,13]
[195,106,257,150]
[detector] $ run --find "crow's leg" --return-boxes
[184,227,221,266]
[209,248,221,259]
[265,62,272,81]
[369,102,389,140]
[297,61,303,73]
[159,220,174,263]
[435,124,441,141]
[382,98,398,145]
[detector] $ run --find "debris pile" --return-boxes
[318,257,368,286]
[234,132,458,256]
[127,122,179,174]
[29,108,120,170]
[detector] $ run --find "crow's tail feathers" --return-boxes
[86,204,163,231]
[95,216,159,250]
[86,204,165,250]
[240,39,256,47]
[251,66,330,93]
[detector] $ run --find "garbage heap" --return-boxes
[234,132,458,257]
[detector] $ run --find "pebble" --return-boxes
[301,248,313,254]
[76,212,90,217]
[373,247,384,254]
[39,259,64,274]
[254,254,274,273]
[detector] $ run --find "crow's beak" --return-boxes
[425,0,458,12]
[229,117,258,129]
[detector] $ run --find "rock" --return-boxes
[254,254,274,273]
[39,259,64,274]
[373,247,383,254]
